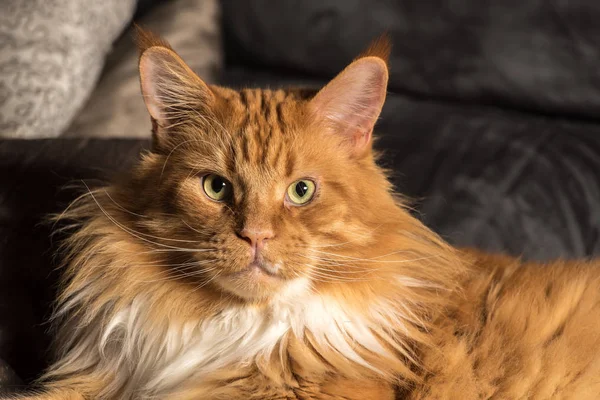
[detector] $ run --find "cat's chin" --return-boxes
[215,263,290,301]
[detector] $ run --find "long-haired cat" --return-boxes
[13,28,600,400]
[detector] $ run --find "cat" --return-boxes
[14,28,600,400]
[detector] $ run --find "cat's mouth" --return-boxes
[233,260,283,280]
[213,259,288,300]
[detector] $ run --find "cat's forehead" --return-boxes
[211,88,316,179]
[233,88,296,138]
[219,87,315,130]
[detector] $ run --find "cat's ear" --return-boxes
[135,26,214,141]
[309,36,390,156]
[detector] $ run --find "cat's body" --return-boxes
[26,239,600,400]
[14,30,600,400]
[414,251,600,399]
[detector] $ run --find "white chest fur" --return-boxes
[98,278,397,396]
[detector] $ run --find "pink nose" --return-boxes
[238,228,274,251]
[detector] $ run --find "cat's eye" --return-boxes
[286,179,316,206]
[202,174,232,201]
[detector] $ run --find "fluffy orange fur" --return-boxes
[12,30,600,400]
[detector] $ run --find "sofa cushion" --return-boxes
[64,0,222,138]
[222,0,600,118]
[0,0,136,138]
[0,358,21,396]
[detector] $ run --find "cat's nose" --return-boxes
[238,228,274,252]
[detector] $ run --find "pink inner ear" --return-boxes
[139,53,166,122]
[139,46,215,127]
[310,57,389,153]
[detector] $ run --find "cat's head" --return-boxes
[123,29,428,302]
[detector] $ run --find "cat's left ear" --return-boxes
[309,37,390,156]
[135,26,215,145]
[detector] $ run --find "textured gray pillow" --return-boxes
[65,0,222,138]
[0,0,136,138]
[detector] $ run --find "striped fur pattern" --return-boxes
[15,29,600,400]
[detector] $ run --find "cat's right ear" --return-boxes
[308,35,390,158]
[135,26,214,145]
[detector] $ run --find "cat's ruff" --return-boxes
[89,278,404,395]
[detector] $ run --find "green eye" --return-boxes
[286,179,316,206]
[202,174,232,201]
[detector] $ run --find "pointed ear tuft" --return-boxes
[357,33,392,66]
[309,56,389,156]
[134,24,173,57]
[136,28,214,137]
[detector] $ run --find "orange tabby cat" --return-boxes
[14,29,600,400]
